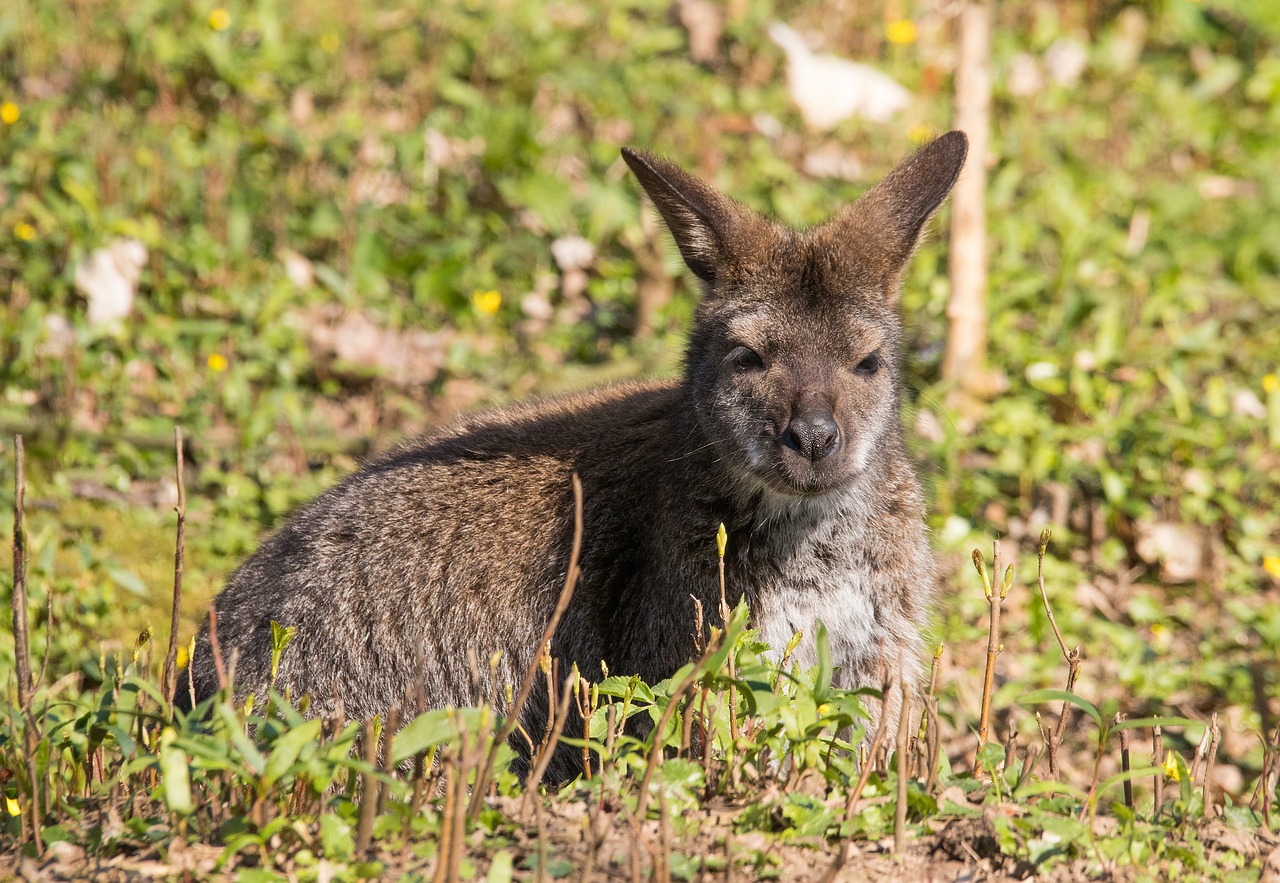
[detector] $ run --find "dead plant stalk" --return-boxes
[162,426,186,714]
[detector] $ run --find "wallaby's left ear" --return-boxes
[840,130,969,276]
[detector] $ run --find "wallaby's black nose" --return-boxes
[783,412,841,462]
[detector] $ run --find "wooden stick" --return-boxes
[942,0,992,408]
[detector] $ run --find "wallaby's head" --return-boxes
[621,133,967,501]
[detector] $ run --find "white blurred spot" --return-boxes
[767,22,910,130]
[75,238,147,327]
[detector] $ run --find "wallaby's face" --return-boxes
[621,133,969,500]
[685,248,904,497]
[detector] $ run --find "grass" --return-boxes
[3,0,1280,878]
[2,458,1276,880]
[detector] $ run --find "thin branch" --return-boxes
[468,473,584,824]
[523,674,577,817]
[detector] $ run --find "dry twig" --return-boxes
[469,473,584,824]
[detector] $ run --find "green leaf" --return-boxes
[389,708,456,765]
[1096,765,1164,805]
[1014,779,1088,801]
[976,741,1006,773]
[217,704,266,776]
[263,718,322,788]
[106,567,149,596]
[319,813,355,860]
[269,621,298,684]
[158,732,192,815]
[1017,689,1102,727]
[813,620,832,704]
[487,850,514,883]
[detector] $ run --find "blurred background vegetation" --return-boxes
[1,0,1278,786]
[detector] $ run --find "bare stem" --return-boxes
[11,436,43,854]
[11,436,32,709]
[523,674,576,818]
[1152,724,1164,816]
[355,718,379,856]
[975,541,1006,763]
[1117,715,1133,810]
[718,531,739,751]
[893,681,912,855]
[843,678,894,820]
[1203,713,1221,815]
[634,650,713,824]
[162,427,187,714]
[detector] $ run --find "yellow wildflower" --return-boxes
[886,20,919,46]
[208,8,231,31]
[1264,556,1280,579]
[320,32,340,54]
[5,796,19,816]
[207,352,229,372]
[908,124,933,144]
[14,222,36,242]
[0,102,19,125]
[1264,374,1279,394]
[176,643,189,669]
[1162,750,1180,781]
[471,289,501,316]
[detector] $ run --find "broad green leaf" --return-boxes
[813,620,832,704]
[390,708,456,765]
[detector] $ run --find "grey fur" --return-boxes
[182,133,969,781]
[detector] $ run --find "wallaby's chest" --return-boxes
[725,505,910,685]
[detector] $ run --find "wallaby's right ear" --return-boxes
[621,147,740,283]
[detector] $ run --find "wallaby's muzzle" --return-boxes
[782,410,841,462]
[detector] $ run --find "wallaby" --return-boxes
[181,132,969,781]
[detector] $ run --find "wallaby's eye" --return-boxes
[729,346,765,373]
[853,352,882,376]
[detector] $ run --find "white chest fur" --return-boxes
[754,574,880,683]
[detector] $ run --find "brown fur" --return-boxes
[182,133,969,781]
